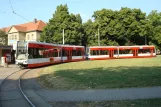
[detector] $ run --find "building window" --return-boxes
[28,35,30,40]
[15,35,17,40]
[12,35,14,40]
[13,35,15,40]
[32,34,34,40]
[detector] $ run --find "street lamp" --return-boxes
[98,28,100,46]
[145,35,147,45]
[63,29,64,45]
[95,28,100,46]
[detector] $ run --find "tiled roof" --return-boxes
[0,27,11,33]
[17,20,46,32]
[13,25,26,32]
[1,20,46,33]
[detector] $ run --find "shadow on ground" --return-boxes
[1,65,161,107]
[38,66,161,90]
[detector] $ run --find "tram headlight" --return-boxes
[23,61,27,64]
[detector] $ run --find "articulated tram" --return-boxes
[15,41,85,68]
[87,46,156,60]
[15,41,156,68]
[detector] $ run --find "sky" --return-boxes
[0,0,161,28]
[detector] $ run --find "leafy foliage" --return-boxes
[41,4,161,49]
[0,30,7,45]
[41,4,83,45]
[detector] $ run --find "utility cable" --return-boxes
[9,0,32,22]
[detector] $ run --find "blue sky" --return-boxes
[0,0,161,28]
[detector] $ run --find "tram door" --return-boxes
[67,50,72,61]
[133,49,138,57]
[150,49,153,56]
[109,50,114,58]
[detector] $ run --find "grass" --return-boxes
[38,55,161,90]
[50,98,161,107]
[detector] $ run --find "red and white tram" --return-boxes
[15,41,85,68]
[87,46,156,60]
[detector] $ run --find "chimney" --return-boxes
[34,18,37,23]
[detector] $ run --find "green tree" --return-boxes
[41,4,83,45]
[92,7,147,46]
[0,30,7,45]
[93,9,119,46]
[147,10,161,49]
[83,19,97,46]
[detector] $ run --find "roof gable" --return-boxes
[8,26,18,33]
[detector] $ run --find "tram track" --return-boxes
[19,69,36,107]
[0,68,51,107]
[0,69,36,107]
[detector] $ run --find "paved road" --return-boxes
[0,66,52,107]
[0,64,19,85]
[0,69,32,107]
[36,86,161,102]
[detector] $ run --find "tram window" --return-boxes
[39,48,44,58]
[91,50,95,55]
[28,48,41,58]
[80,50,82,56]
[114,50,118,54]
[90,50,109,55]
[77,50,82,56]
[43,49,49,58]
[53,51,58,57]
[33,48,39,58]
[59,51,61,57]
[96,50,99,55]
[28,48,34,59]
[62,50,65,56]
[48,50,53,57]
[90,50,100,55]
[72,50,82,56]
[91,50,96,55]
[72,50,77,56]
[119,49,131,54]
[105,50,108,55]
[138,49,150,53]
[90,50,95,55]
[100,50,108,55]
[100,50,104,55]
[62,50,67,56]
[90,50,93,55]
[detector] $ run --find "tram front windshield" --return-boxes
[16,41,28,60]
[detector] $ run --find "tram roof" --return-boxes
[26,41,84,48]
[88,45,155,48]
